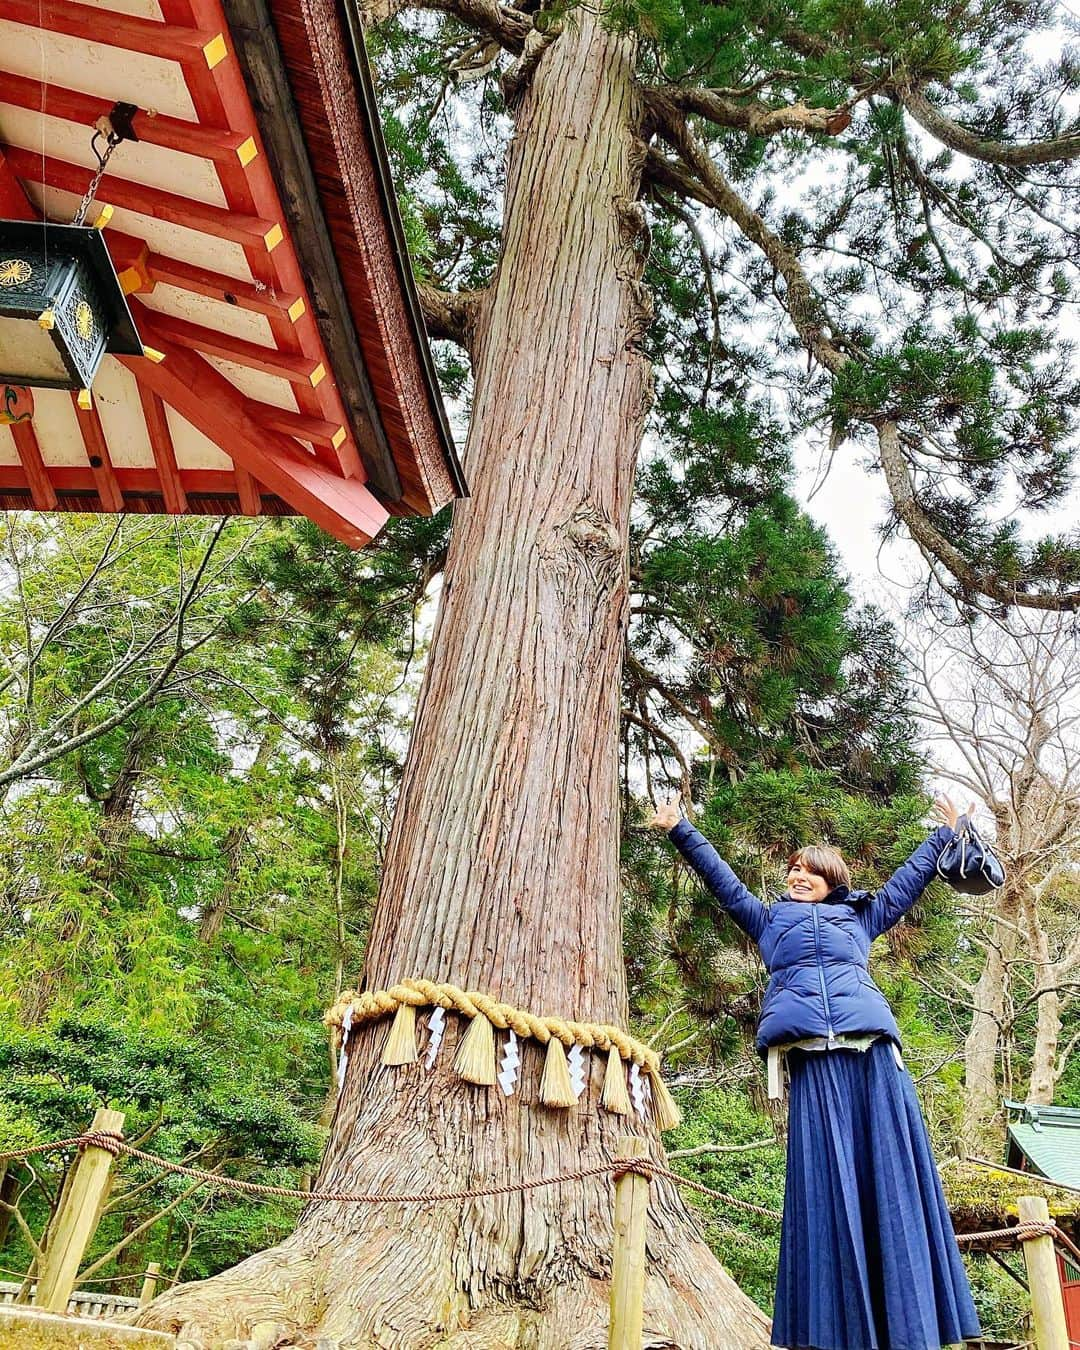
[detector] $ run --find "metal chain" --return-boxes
[72,132,121,226]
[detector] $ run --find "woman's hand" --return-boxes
[647,792,683,832]
[932,793,978,831]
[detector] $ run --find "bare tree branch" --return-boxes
[668,1139,779,1159]
[502,21,564,106]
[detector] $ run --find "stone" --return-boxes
[0,1304,175,1349]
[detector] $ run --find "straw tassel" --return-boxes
[646,1064,682,1131]
[381,1002,418,1066]
[539,1037,577,1108]
[601,1045,631,1115]
[454,1011,497,1085]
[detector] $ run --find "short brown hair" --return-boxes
[787,845,851,891]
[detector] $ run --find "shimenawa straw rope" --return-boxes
[325,979,681,1130]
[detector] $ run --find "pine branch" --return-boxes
[647,118,847,373]
[898,85,1080,169]
[645,87,858,140]
[768,19,1080,166]
[877,422,1080,611]
[625,650,715,749]
[415,281,485,348]
[622,706,693,802]
[649,105,1080,612]
[361,0,530,52]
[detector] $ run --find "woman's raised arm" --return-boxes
[861,794,974,938]
[649,795,769,943]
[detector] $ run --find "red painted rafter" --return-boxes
[2,0,377,529]
[4,146,281,250]
[135,386,188,514]
[123,335,388,546]
[144,1,366,478]
[249,405,345,451]
[144,252,302,320]
[139,309,324,387]
[247,404,363,480]
[8,423,59,510]
[101,233,305,320]
[6,105,362,481]
[71,396,125,513]
[5,0,224,66]
[1,74,256,167]
[0,464,284,497]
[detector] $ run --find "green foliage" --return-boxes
[0,1017,320,1284]
[369,0,1078,597]
[1,0,1074,1324]
[665,1088,785,1310]
[0,514,414,1287]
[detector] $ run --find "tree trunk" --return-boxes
[198,728,279,943]
[1022,894,1062,1105]
[0,1167,19,1252]
[136,14,771,1348]
[963,887,1019,1146]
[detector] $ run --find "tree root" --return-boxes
[135,1217,770,1350]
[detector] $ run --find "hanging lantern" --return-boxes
[0,219,143,397]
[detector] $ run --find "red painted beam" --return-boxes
[143,252,303,319]
[4,0,225,67]
[0,149,38,220]
[8,422,59,510]
[71,396,124,512]
[248,402,364,482]
[139,309,325,387]
[232,466,262,515]
[4,146,281,249]
[124,336,388,547]
[101,234,305,319]
[0,463,282,497]
[136,385,188,514]
[248,405,345,450]
[1,74,257,167]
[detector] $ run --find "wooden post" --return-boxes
[139,1261,161,1308]
[1018,1195,1069,1350]
[33,1108,125,1314]
[609,1136,649,1350]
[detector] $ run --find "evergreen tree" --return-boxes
[120,0,1079,1340]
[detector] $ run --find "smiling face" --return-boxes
[785,860,832,903]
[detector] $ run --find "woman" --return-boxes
[648,792,980,1350]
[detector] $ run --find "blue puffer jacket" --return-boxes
[668,819,954,1056]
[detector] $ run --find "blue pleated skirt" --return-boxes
[771,1040,980,1350]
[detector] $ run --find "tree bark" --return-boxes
[1022,893,1063,1106]
[198,728,279,943]
[136,13,770,1349]
[963,886,1019,1146]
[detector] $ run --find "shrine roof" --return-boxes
[0,0,465,547]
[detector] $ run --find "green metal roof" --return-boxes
[1004,1101,1080,1189]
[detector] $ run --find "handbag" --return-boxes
[935,815,1006,895]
